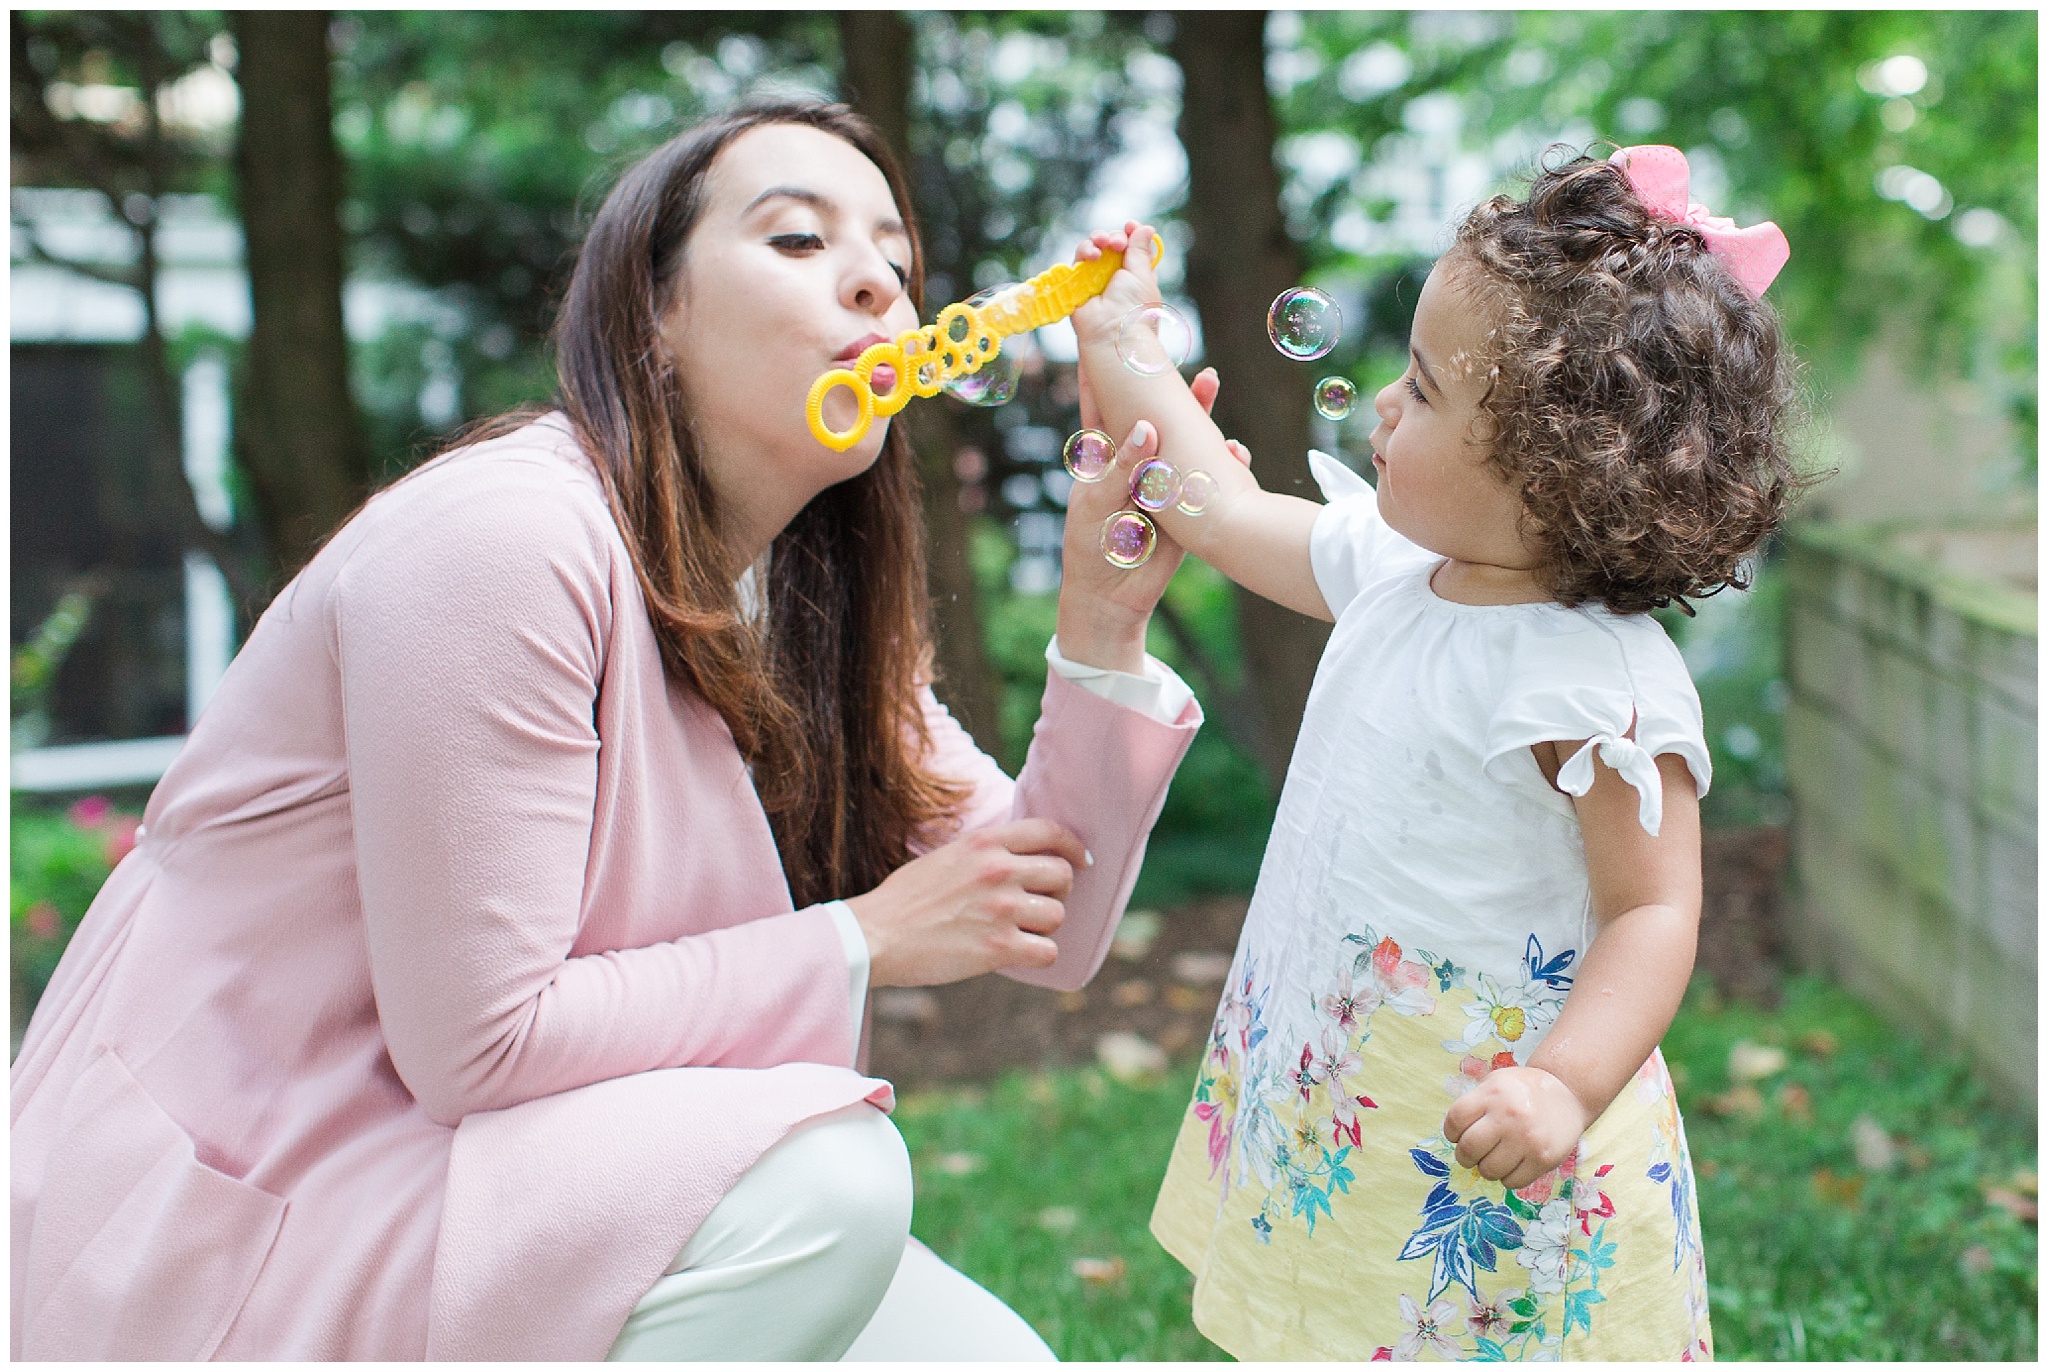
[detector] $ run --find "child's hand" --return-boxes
[1442,1065,1591,1191]
[1069,221,1164,347]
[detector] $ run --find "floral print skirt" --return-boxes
[1149,930,1712,1361]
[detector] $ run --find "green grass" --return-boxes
[896,974,2037,1361]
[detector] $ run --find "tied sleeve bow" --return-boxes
[1609,144,1790,297]
[1558,733,1666,835]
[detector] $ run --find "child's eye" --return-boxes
[768,232,826,252]
[1405,376,1428,406]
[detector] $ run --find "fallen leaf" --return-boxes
[1071,1256,1126,1284]
[1850,1113,1896,1171]
[1811,1167,1865,1205]
[1111,979,1155,1007]
[934,1152,983,1176]
[874,989,941,1025]
[1165,984,1212,1013]
[1037,1205,1079,1232]
[1170,951,1234,986]
[1706,1084,1765,1119]
[1795,1028,1840,1059]
[1110,910,1161,962]
[1774,1081,1813,1122]
[1983,1186,2038,1223]
[1728,1040,1789,1083]
[1058,990,1088,1012]
[1959,1244,1995,1277]
[1096,1031,1168,1084]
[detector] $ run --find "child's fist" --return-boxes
[1070,221,1163,343]
[1441,1065,1591,1192]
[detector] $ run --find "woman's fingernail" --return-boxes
[1125,420,1152,451]
[1084,849,1096,868]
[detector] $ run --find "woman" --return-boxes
[10,100,1220,1360]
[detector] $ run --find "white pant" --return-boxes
[607,1103,1056,1362]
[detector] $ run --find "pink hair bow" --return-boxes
[1609,144,1789,297]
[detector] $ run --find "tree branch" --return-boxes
[11,217,146,291]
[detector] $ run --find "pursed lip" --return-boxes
[835,332,890,364]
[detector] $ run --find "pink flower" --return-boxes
[25,901,60,940]
[104,816,141,866]
[67,795,112,830]
[1287,1043,1321,1100]
[1329,1092,1376,1148]
[1396,1293,1464,1360]
[1320,979,1367,1032]
[1467,1287,1522,1339]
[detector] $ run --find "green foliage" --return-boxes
[10,590,96,752]
[893,1067,1231,1362]
[1667,976,2038,1360]
[1656,560,1793,828]
[897,974,2037,1361]
[972,519,1275,906]
[1276,10,2037,471]
[10,797,138,1016]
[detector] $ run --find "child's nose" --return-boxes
[1373,379,1403,426]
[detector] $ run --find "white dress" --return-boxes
[1150,454,1716,1361]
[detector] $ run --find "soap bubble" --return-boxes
[1116,302,1193,376]
[1176,469,1218,515]
[1129,457,1183,512]
[1313,375,1358,421]
[1100,510,1158,569]
[1062,428,1116,482]
[943,285,1023,406]
[1268,287,1341,361]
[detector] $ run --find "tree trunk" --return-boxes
[232,11,370,581]
[837,11,1006,755]
[1171,10,1330,789]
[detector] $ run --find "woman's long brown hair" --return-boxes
[546,98,968,908]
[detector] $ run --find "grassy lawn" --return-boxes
[896,974,2037,1361]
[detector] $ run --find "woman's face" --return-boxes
[659,123,920,556]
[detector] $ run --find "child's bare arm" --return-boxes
[1443,749,1702,1188]
[1070,226,1330,621]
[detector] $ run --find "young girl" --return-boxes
[1067,146,1796,1360]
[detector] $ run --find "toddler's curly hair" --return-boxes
[1451,147,1805,614]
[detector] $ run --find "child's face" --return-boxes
[1367,257,1536,572]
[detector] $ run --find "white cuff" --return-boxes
[1557,734,1666,836]
[821,899,869,1060]
[1045,636,1195,725]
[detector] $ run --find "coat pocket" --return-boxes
[19,1048,287,1360]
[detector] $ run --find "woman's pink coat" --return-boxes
[9,417,1199,1360]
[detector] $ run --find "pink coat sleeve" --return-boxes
[328,463,852,1129]
[917,670,1201,992]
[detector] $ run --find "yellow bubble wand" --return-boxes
[805,236,1164,452]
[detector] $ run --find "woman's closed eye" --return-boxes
[768,232,909,286]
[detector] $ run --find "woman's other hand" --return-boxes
[843,819,1092,986]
